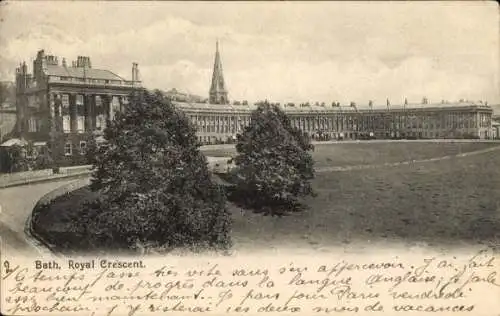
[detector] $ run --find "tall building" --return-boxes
[209,41,229,105]
[14,49,140,165]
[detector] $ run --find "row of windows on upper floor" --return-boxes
[26,93,127,111]
[27,115,107,133]
[188,114,490,128]
[58,94,126,107]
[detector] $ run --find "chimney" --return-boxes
[62,58,67,67]
[75,56,91,68]
[132,62,140,83]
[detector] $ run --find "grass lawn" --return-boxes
[32,142,500,254]
[232,149,500,251]
[202,141,495,168]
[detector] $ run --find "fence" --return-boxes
[0,165,92,188]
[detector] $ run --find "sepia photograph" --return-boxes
[0,1,499,315]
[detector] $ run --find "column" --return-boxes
[107,94,114,121]
[84,93,93,132]
[49,93,57,133]
[69,92,77,133]
[48,93,57,156]
[91,95,97,130]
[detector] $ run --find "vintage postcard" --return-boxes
[0,1,499,315]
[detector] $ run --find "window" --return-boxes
[28,118,37,132]
[64,142,72,156]
[76,94,84,106]
[112,96,121,113]
[63,116,71,133]
[77,116,85,133]
[95,96,102,107]
[96,115,106,131]
[62,94,70,109]
[79,141,87,155]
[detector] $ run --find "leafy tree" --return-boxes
[0,82,15,107]
[34,149,54,170]
[87,89,231,251]
[231,101,315,215]
[7,144,29,172]
[0,83,7,106]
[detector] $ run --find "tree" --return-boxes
[7,144,29,172]
[0,83,7,106]
[0,82,15,107]
[231,101,315,215]
[87,89,231,251]
[34,148,54,170]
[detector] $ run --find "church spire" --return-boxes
[209,40,228,104]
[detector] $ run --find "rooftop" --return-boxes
[173,101,495,113]
[46,65,126,81]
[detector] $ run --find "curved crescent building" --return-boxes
[173,42,495,144]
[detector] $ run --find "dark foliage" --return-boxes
[231,101,315,215]
[85,89,231,252]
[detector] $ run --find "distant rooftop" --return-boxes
[173,100,495,113]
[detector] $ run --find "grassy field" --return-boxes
[232,148,500,251]
[202,141,495,168]
[32,142,500,253]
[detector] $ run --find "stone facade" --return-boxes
[15,50,140,165]
[175,101,495,144]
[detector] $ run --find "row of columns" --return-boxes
[190,114,252,134]
[49,92,126,134]
[186,110,492,139]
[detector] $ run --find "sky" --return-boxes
[0,1,498,107]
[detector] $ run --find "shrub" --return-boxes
[87,89,231,252]
[231,101,315,215]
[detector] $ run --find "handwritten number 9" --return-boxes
[4,260,12,274]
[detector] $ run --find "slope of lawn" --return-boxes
[232,148,500,250]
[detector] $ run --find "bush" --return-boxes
[87,89,231,252]
[231,101,315,215]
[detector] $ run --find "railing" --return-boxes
[0,165,92,188]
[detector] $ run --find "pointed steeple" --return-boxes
[209,40,228,104]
